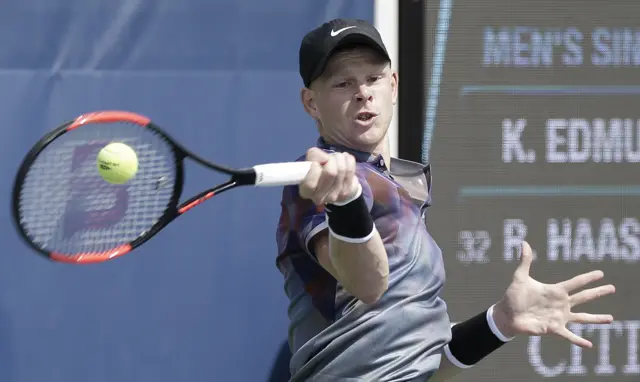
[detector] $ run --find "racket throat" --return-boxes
[177,181,237,214]
[231,170,257,186]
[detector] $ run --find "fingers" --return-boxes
[513,241,533,281]
[323,153,347,203]
[299,161,323,200]
[299,148,330,201]
[313,154,339,203]
[570,284,616,307]
[299,149,359,205]
[557,327,593,348]
[341,153,357,201]
[569,312,614,325]
[305,147,330,164]
[559,270,605,293]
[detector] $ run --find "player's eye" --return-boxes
[334,81,350,88]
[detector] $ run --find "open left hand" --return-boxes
[493,241,616,348]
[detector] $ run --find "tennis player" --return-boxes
[276,18,616,381]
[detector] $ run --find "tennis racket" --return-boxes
[12,110,311,264]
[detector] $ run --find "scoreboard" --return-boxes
[399,0,640,380]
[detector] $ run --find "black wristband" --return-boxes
[445,305,513,368]
[325,184,375,243]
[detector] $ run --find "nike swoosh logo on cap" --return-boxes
[330,26,357,37]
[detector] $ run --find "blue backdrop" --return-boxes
[0,1,373,381]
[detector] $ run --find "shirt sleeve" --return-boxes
[277,164,374,260]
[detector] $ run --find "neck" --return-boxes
[320,135,391,167]
[367,134,391,168]
[379,136,391,168]
[369,137,391,169]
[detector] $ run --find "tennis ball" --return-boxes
[96,142,139,184]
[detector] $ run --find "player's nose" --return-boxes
[354,85,373,102]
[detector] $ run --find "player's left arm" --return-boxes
[430,304,512,382]
[432,241,615,381]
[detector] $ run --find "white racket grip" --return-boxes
[253,161,312,187]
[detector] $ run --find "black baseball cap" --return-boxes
[299,18,390,87]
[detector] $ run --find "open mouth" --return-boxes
[356,112,377,122]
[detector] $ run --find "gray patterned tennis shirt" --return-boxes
[276,138,452,381]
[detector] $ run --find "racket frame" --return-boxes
[11,111,262,264]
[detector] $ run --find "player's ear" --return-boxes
[390,70,399,105]
[300,87,321,119]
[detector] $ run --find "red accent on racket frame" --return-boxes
[50,244,133,264]
[178,192,215,214]
[67,111,151,131]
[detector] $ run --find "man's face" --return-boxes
[301,46,398,153]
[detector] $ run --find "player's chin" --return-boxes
[354,121,386,139]
[351,128,386,148]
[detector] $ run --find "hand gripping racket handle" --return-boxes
[252,161,312,187]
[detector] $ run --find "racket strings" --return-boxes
[17,122,177,257]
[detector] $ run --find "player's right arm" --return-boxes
[299,148,389,305]
[312,229,388,304]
